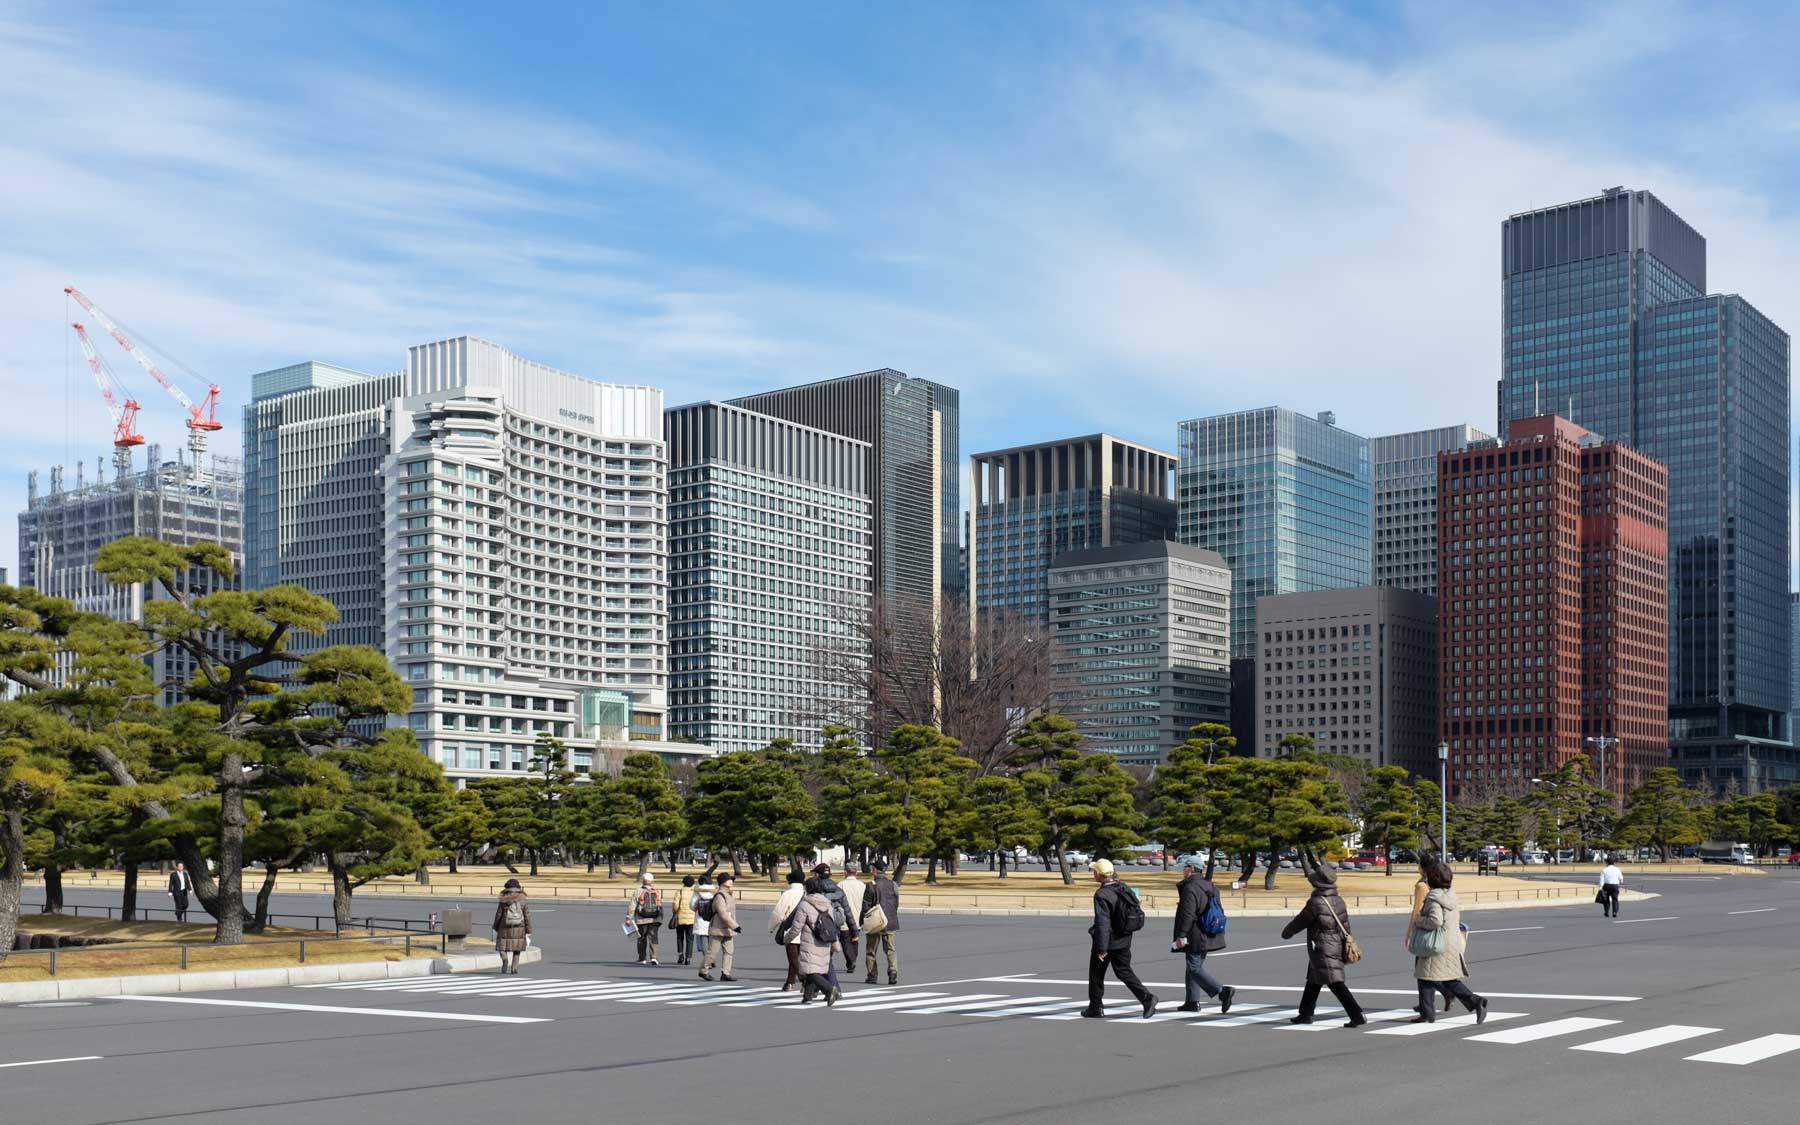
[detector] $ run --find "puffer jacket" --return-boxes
[1172,873,1227,954]
[1411,887,1469,982]
[787,892,837,975]
[1281,889,1354,984]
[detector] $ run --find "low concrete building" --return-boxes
[1255,585,1437,775]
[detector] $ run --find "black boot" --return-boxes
[1218,986,1236,1014]
[1473,997,1489,1025]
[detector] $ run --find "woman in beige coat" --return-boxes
[492,878,533,975]
[787,888,841,1007]
[1408,859,1488,1024]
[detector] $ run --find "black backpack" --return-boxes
[811,903,841,944]
[696,893,716,922]
[1115,886,1146,934]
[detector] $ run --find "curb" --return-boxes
[0,946,542,1005]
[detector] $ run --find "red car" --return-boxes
[1352,850,1388,867]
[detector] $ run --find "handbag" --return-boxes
[1594,888,1607,905]
[1324,900,1362,964]
[862,903,889,937]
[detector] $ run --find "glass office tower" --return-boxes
[1499,189,1793,790]
[1176,407,1371,659]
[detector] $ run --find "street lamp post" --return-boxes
[1585,734,1619,794]
[1436,741,1449,863]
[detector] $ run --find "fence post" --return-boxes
[405,935,412,957]
[180,944,188,971]
[49,947,57,976]
[299,940,306,964]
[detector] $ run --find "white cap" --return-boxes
[1091,858,1115,877]
[641,873,655,884]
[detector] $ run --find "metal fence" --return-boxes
[1,930,447,978]
[16,899,439,935]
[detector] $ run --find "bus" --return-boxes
[1697,841,1753,865]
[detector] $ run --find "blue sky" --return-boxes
[4,1,1800,573]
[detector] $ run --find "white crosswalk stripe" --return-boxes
[820,993,1005,1013]
[1278,1008,1418,1030]
[897,995,1069,1015]
[1146,1002,1275,1024]
[970,999,1090,1018]
[824,991,953,1008]
[1465,1017,1620,1044]
[1571,1026,1719,1054]
[1203,1007,1337,1027]
[1368,1011,1524,1036]
[664,988,788,1006]
[1036,1001,1144,1021]
[1684,1034,1800,1066]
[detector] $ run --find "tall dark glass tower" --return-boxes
[1499,188,1794,792]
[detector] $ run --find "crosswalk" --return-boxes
[298,976,1799,1069]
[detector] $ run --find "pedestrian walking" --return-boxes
[671,874,698,965]
[1407,865,1449,1016]
[837,862,868,972]
[1406,858,1488,1024]
[1171,859,1237,1014]
[692,874,716,960]
[787,882,843,1006]
[167,862,193,922]
[699,872,740,981]
[1598,856,1624,918]
[863,860,901,985]
[1279,859,1368,1027]
[770,869,807,990]
[804,873,856,993]
[492,877,532,975]
[627,872,664,965]
[1081,858,1158,1019]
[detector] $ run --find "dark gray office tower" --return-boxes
[731,369,959,609]
[1499,188,1792,792]
[968,434,1175,625]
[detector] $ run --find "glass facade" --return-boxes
[1369,424,1490,597]
[1499,189,1792,751]
[1176,408,1371,658]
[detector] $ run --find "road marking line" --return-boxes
[0,1056,103,1069]
[1467,926,1545,934]
[1368,1011,1524,1036]
[1685,1034,1800,1066]
[797,990,952,1008]
[1211,944,1297,957]
[117,995,550,1024]
[1012,981,1640,1001]
[664,989,784,1006]
[1278,1008,1417,1030]
[1207,1007,1339,1027]
[1572,1025,1719,1054]
[1611,916,1679,924]
[970,999,1091,1018]
[819,993,1002,1013]
[1144,1003,1274,1024]
[1465,1017,1620,1044]
[557,985,719,1001]
[1727,908,1778,915]
[899,995,1067,1015]
[613,986,752,1003]
[1035,1001,1143,1021]
[307,978,573,991]
[614,985,745,1003]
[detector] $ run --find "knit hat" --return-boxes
[503,878,522,891]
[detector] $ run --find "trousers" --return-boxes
[635,922,660,962]
[702,936,733,977]
[1088,946,1152,1010]
[1183,949,1224,1004]
[839,931,860,970]
[1298,979,1365,1021]
[865,932,898,978]
[1419,979,1479,1013]
[1600,885,1621,917]
[170,889,190,922]
[674,924,695,962]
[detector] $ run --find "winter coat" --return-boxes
[707,888,739,939]
[1172,873,1227,954]
[840,876,868,923]
[1090,879,1138,953]
[1280,889,1353,984]
[813,876,860,937]
[787,892,837,976]
[673,888,697,927]
[627,885,663,926]
[1412,887,1469,982]
[492,891,533,953]
[769,883,805,937]
[867,875,900,933]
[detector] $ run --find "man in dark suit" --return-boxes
[168,863,193,922]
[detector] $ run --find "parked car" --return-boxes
[1062,851,1091,867]
[1519,849,1549,864]
[1352,849,1388,867]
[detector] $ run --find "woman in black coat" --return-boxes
[1279,859,1368,1027]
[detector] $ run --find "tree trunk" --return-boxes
[528,849,540,878]
[997,851,1008,880]
[0,809,23,957]
[41,862,63,913]
[586,856,597,873]
[1384,845,1394,875]
[666,852,676,875]
[328,858,353,927]
[250,864,281,933]
[1055,849,1072,887]
[501,853,520,875]
[730,850,742,879]
[925,856,939,885]
[448,853,460,875]
[768,855,782,883]
[893,852,911,884]
[1262,848,1280,891]
[415,864,430,886]
[121,862,139,920]
[1238,852,1257,885]
[637,851,650,878]
[213,750,248,944]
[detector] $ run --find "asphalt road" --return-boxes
[3,870,1797,1124]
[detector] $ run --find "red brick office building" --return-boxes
[1437,415,1668,801]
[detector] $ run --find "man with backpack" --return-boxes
[698,872,739,981]
[628,873,664,965]
[1172,859,1237,1014]
[1082,858,1158,1019]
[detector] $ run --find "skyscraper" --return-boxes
[1499,188,1792,784]
[1438,416,1668,801]
[1176,407,1371,659]
[1047,541,1231,765]
[665,401,873,752]
[1370,424,1490,597]
[968,434,1175,625]
[730,369,959,610]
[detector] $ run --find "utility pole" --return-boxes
[1585,734,1619,795]
[1436,741,1449,862]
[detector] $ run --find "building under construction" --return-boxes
[17,447,243,703]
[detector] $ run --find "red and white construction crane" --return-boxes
[71,321,146,479]
[64,286,223,461]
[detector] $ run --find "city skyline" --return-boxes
[10,5,1800,572]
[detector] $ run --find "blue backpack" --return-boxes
[1198,891,1228,937]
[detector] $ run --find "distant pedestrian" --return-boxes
[1598,857,1624,918]
[863,860,901,985]
[1081,858,1158,1019]
[699,872,740,981]
[1279,859,1367,1027]
[671,874,698,966]
[837,862,868,972]
[1406,859,1488,1024]
[770,870,807,991]
[692,875,716,959]
[167,863,192,922]
[788,882,843,1006]
[1172,859,1236,1014]
[492,878,532,975]
[628,872,664,965]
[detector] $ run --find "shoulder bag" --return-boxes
[1324,899,1362,964]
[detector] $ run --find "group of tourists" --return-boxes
[491,852,1511,1024]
